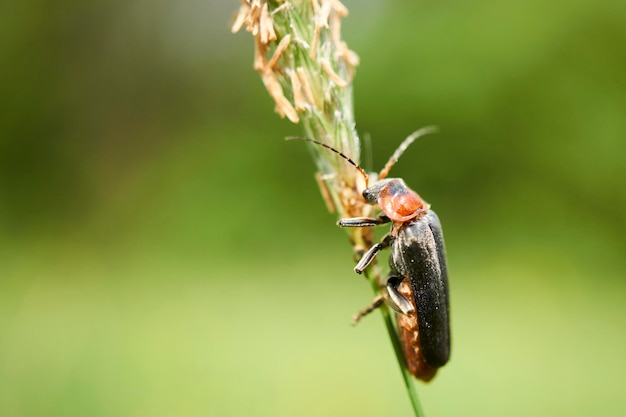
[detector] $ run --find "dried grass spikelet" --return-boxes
[232,0,363,220]
[231,0,358,126]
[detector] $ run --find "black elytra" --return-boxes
[390,210,450,368]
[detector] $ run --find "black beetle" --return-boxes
[289,127,450,381]
[341,195,450,381]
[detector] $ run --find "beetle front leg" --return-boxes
[337,215,391,227]
[354,233,394,274]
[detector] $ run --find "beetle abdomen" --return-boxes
[395,279,438,381]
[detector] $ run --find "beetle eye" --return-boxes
[362,188,376,203]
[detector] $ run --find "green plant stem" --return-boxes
[365,270,425,417]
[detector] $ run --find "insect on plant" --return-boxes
[289,127,450,382]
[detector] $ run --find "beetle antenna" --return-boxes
[378,126,439,180]
[286,136,369,187]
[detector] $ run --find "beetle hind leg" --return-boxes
[351,275,415,325]
[351,295,384,326]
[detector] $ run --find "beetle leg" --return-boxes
[337,215,391,227]
[354,233,394,274]
[351,295,384,326]
[385,276,415,315]
[351,276,415,325]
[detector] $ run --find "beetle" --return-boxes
[290,127,450,381]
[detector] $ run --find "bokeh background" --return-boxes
[1,1,625,416]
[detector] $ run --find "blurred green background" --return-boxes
[1,1,625,416]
